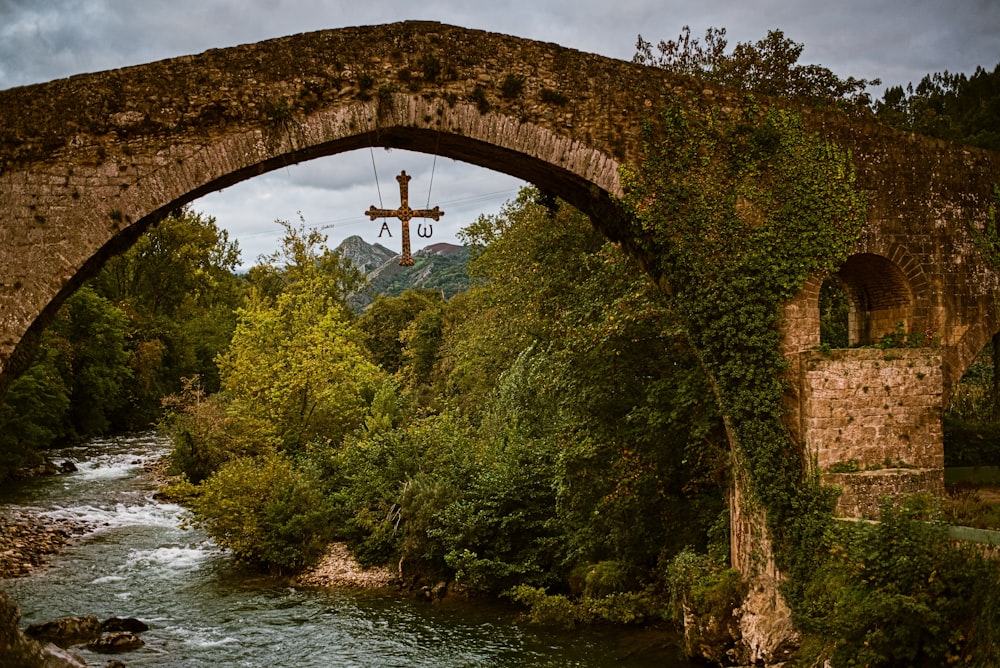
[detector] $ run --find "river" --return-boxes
[0,434,697,667]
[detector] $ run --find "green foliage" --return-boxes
[507,586,580,628]
[470,85,490,113]
[621,92,865,595]
[872,321,935,349]
[968,186,1000,275]
[0,207,242,482]
[819,277,850,348]
[193,452,332,572]
[635,26,879,108]
[795,501,1000,666]
[663,548,745,625]
[0,285,132,468]
[357,290,445,375]
[0,345,70,478]
[501,73,525,99]
[90,206,243,422]
[60,286,133,435]
[247,216,363,304]
[217,219,383,452]
[942,486,1000,530]
[324,411,476,568]
[161,377,278,483]
[419,54,441,82]
[507,584,664,628]
[539,88,568,105]
[358,247,470,307]
[875,64,1000,152]
[219,286,382,450]
[943,416,1000,466]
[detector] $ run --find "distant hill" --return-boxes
[335,235,471,311]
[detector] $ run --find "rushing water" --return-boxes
[0,434,696,667]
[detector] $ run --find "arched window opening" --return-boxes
[834,254,914,346]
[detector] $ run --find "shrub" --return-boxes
[193,453,332,572]
[795,500,1000,666]
[507,585,580,629]
[501,73,525,99]
[419,54,441,82]
[162,381,278,484]
[539,88,568,105]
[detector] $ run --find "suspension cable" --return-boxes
[426,130,441,208]
[369,146,383,209]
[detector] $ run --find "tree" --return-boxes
[245,216,364,307]
[193,452,332,571]
[217,220,384,452]
[635,26,879,108]
[91,206,244,422]
[427,188,728,581]
[357,290,445,375]
[874,64,1000,152]
[0,207,244,483]
[94,207,241,320]
[60,286,133,436]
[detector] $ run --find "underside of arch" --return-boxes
[0,102,632,398]
[836,253,914,346]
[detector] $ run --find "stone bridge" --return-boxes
[2,21,1000,519]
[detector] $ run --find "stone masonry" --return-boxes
[800,348,945,518]
[2,22,1000,539]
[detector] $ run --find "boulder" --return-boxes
[39,642,89,667]
[0,591,89,667]
[731,576,800,666]
[25,615,101,648]
[101,617,148,633]
[87,631,144,654]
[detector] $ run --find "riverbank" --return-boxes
[294,542,398,588]
[0,508,93,579]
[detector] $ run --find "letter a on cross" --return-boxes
[365,171,444,266]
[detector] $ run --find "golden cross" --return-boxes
[365,170,444,266]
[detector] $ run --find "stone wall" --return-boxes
[798,348,944,518]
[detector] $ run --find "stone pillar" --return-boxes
[799,348,945,518]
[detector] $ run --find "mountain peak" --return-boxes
[337,236,470,312]
[335,235,397,273]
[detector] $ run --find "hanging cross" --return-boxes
[365,170,444,266]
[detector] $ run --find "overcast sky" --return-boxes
[3,0,998,266]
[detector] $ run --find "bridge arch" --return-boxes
[3,21,1000,530]
[0,92,628,394]
[836,252,917,346]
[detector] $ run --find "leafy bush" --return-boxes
[795,500,1000,666]
[508,585,580,629]
[507,584,663,628]
[162,379,278,483]
[662,548,744,625]
[193,453,332,572]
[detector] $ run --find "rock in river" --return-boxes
[87,630,145,653]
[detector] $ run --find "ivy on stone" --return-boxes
[620,92,867,583]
